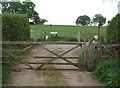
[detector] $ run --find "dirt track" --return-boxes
[6,44,104,86]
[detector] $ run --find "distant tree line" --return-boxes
[75,14,106,26]
[1,0,48,25]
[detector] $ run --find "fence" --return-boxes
[2,32,117,71]
[79,35,119,70]
[30,30,101,42]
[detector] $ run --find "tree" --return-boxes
[1,0,47,24]
[22,0,41,24]
[75,15,91,26]
[41,19,48,24]
[7,1,22,13]
[106,14,119,44]
[92,14,106,26]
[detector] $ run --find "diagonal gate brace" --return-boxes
[35,44,80,70]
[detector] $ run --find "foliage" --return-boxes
[78,52,86,71]
[92,14,106,26]
[75,15,91,26]
[1,0,46,24]
[41,19,48,25]
[93,58,120,86]
[2,13,30,41]
[2,44,30,84]
[106,14,120,44]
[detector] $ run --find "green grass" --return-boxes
[30,25,107,42]
[92,58,120,86]
[2,45,30,85]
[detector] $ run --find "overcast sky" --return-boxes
[22,0,119,25]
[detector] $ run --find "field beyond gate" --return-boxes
[30,25,106,41]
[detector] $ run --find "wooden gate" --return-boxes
[2,41,83,70]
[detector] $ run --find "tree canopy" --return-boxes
[75,15,91,26]
[92,14,106,26]
[1,0,47,24]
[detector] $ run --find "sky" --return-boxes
[8,0,120,25]
[30,0,119,25]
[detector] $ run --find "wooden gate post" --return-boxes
[87,38,94,70]
[77,32,81,42]
[83,40,87,70]
[97,37,102,63]
[101,36,104,56]
[70,32,73,39]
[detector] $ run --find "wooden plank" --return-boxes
[2,46,33,52]
[59,45,80,56]
[23,45,33,51]
[60,57,79,68]
[40,45,79,67]
[77,32,81,42]
[1,56,26,59]
[83,40,87,70]
[87,38,94,70]
[1,41,83,45]
[25,62,78,65]
[102,44,118,59]
[2,49,35,70]
[33,56,79,59]
[35,59,55,70]
[40,45,59,57]
[104,44,119,48]
[22,68,81,71]
[35,45,80,70]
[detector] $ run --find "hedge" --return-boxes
[106,14,120,44]
[93,58,120,86]
[2,13,30,41]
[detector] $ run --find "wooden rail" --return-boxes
[102,44,118,59]
[2,41,82,70]
[1,41,83,45]
[34,56,79,59]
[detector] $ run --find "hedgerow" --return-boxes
[2,13,30,41]
[106,14,120,44]
[2,13,30,84]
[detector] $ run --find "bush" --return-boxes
[2,13,30,41]
[2,13,30,84]
[106,14,120,44]
[92,58,120,86]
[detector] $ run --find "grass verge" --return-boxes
[92,58,120,86]
[2,45,30,85]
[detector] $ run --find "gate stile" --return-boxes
[2,41,83,70]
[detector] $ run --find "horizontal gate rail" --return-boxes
[1,41,83,70]
[24,68,80,71]
[22,62,78,65]
[1,41,83,45]
[2,61,77,65]
[34,56,79,59]
[2,48,35,70]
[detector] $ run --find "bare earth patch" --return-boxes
[5,44,104,86]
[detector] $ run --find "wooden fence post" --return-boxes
[97,36,103,63]
[82,40,86,70]
[77,32,80,42]
[70,32,73,40]
[101,36,104,56]
[87,38,94,70]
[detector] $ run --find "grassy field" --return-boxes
[30,25,107,42]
